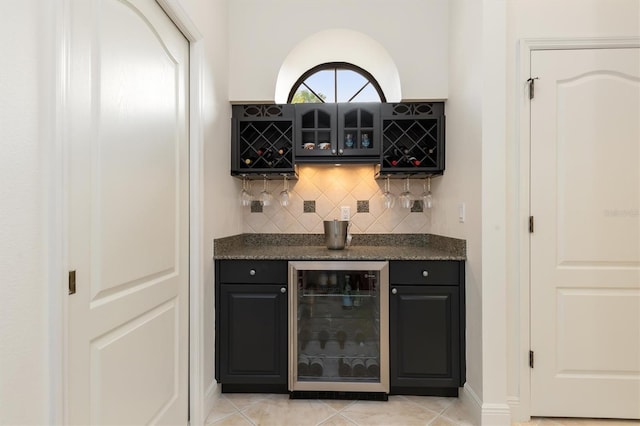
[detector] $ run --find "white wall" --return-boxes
[175,0,236,421]
[435,0,484,416]
[228,0,449,102]
[504,0,640,421]
[0,1,53,424]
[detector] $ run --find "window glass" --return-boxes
[288,63,385,103]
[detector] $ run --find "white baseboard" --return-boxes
[460,383,483,425]
[507,396,531,423]
[460,384,512,425]
[201,380,219,424]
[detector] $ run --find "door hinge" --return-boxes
[69,270,76,295]
[527,77,539,100]
[529,350,534,368]
[529,216,534,233]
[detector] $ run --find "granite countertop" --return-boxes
[213,233,466,261]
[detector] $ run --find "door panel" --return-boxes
[68,0,189,424]
[530,47,640,419]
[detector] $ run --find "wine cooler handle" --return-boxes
[280,287,287,294]
[422,270,429,277]
[391,288,398,295]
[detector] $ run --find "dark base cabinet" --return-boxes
[215,259,465,397]
[389,261,465,396]
[215,260,288,392]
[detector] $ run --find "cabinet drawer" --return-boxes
[390,261,460,285]
[219,260,288,284]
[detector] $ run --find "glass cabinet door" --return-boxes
[288,261,389,394]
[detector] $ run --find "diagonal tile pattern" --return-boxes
[243,165,433,234]
[206,391,640,426]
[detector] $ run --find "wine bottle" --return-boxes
[271,146,286,167]
[299,328,311,350]
[298,355,310,377]
[318,329,330,349]
[342,275,353,309]
[353,276,361,308]
[336,330,347,349]
[241,154,257,167]
[309,357,324,377]
[351,357,367,377]
[338,357,352,377]
[407,156,421,166]
[365,358,380,377]
[388,148,404,167]
[257,147,273,167]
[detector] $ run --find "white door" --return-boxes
[67,0,189,424]
[530,47,640,419]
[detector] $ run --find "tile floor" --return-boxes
[205,392,640,426]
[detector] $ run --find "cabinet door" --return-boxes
[337,103,380,157]
[294,104,336,157]
[219,284,288,384]
[389,285,460,389]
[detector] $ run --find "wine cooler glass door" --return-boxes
[288,261,389,393]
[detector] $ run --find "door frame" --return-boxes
[514,36,640,421]
[48,0,207,424]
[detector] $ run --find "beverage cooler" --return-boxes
[288,261,389,398]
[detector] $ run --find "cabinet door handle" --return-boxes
[331,149,337,155]
[422,270,429,277]
[391,288,397,295]
[249,269,256,276]
[280,287,287,294]
[338,149,344,155]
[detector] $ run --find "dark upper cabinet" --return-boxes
[231,104,296,177]
[230,102,445,175]
[294,103,381,162]
[380,102,445,177]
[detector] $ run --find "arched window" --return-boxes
[288,62,386,104]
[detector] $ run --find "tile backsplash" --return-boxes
[242,165,432,234]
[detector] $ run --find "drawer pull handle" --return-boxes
[422,270,429,277]
[280,287,287,294]
[391,288,398,295]
[249,269,256,276]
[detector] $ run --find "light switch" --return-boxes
[458,203,466,223]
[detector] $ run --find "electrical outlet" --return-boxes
[341,206,351,221]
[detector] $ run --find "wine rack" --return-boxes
[380,102,445,177]
[231,104,296,177]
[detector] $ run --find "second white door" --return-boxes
[530,47,640,419]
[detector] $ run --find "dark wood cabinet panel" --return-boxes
[218,284,288,385]
[390,285,460,389]
[215,260,288,391]
[389,260,465,396]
